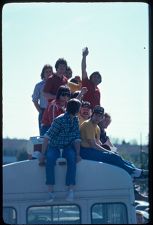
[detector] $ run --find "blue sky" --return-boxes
[2,2,149,144]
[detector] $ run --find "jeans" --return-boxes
[80,147,136,175]
[46,145,77,186]
[38,109,45,135]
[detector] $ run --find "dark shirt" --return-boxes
[100,128,108,144]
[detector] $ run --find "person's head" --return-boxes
[91,105,104,124]
[70,76,81,84]
[70,78,79,84]
[66,98,81,116]
[99,113,111,129]
[71,91,81,99]
[41,64,53,80]
[65,66,72,79]
[56,85,71,102]
[55,58,68,75]
[89,71,102,86]
[80,101,92,120]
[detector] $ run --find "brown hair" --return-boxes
[40,64,53,79]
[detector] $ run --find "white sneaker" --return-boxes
[66,190,74,201]
[46,192,55,202]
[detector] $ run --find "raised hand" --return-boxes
[80,87,88,95]
[82,47,89,57]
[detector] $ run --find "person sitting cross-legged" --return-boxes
[80,105,148,180]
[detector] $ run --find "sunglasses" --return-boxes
[61,92,70,97]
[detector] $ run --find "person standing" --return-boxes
[39,99,82,202]
[43,58,68,103]
[81,47,102,109]
[32,64,53,135]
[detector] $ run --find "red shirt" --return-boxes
[82,78,101,109]
[43,74,68,102]
[41,100,66,126]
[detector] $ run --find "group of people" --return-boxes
[31,47,148,202]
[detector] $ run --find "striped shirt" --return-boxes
[32,80,47,109]
[44,112,80,148]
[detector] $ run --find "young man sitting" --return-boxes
[80,105,148,180]
[39,98,82,202]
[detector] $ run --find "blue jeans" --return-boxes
[80,147,136,175]
[38,109,45,135]
[46,145,77,186]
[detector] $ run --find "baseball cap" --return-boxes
[93,105,104,115]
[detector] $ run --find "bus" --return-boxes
[3,159,137,224]
[3,137,137,224]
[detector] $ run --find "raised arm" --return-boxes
[81,47,89,80]
[39,137,49,166]
[76,87,88,101]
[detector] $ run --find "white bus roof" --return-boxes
[3,159,133,195]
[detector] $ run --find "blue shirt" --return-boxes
[44,112,80,148]
[32,80,47,109]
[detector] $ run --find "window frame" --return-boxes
[90,202,128,224]
[26,203,82,224]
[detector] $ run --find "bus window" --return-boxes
[27,204,81,224]
[91,203,128,224]
[3,207,17,224]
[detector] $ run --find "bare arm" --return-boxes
[76,87,88,101]
[39,137,49,166]
[88,139,111,153]
[81,47,89,80]
[104,138,114,148]
[41,137,49,154]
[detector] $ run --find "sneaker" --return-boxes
[66,190,74,201]
[46,192,55,203]
[134,169,148,180]
[134,189,148,201]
